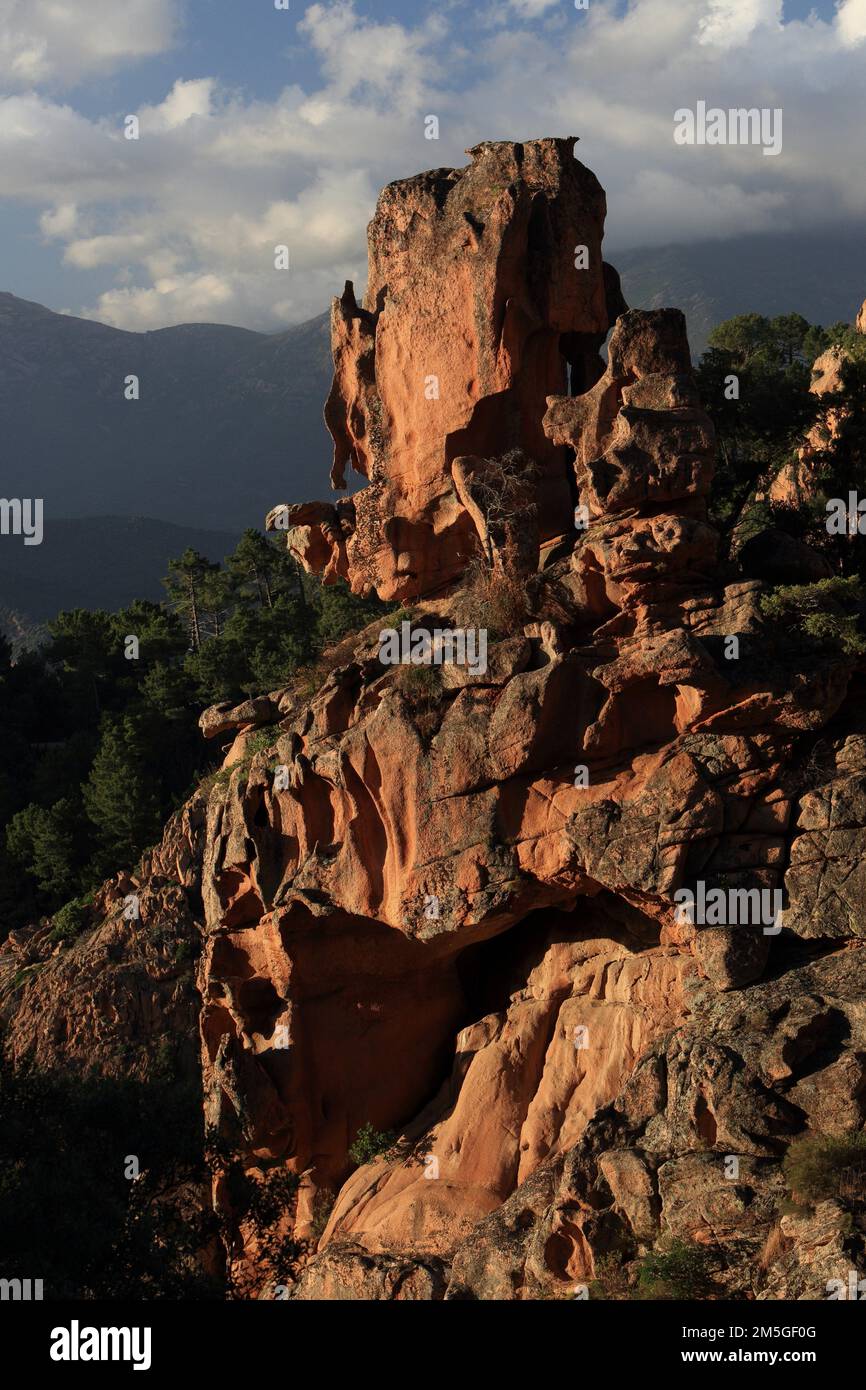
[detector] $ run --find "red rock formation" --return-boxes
[543,307,718,623]
[6,142,866,1303]
[193,180,856,1289]
[768,326,863,509]
[268,137,626,601]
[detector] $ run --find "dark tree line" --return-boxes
[1,530,387,937]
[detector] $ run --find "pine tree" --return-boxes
[6,800,81,899]
[227,529,280,608]
[82,716,163,872]
[227,528,307,611]
[163,550,220,652]
[48,609,118,720]
[197,567,234,641]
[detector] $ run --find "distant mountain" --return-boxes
[3,226,865,632]
[615,226,866,357]
[0,293,334,531]
[5,227,865,540]
[0,515,238,642]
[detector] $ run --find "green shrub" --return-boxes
[778,1196,812,1218]
[48,892,95,944]
[199,731,274,798]
[153,1039,177,1081]
[173,939,197,967]
[637,1240,715,1300]
[246,1167,301,1227]
[245,728,277,757]
[783,1130,866,1203]
[216,1163,301,1282]
[198,765,232,796]
[588,1252,631,1300]
[395,663,443,708]
[348,1122,397,1166]
[11,964,43,992]
[309,1189,336,1242]
[761,576,866,656]
[387,605,416,628]
[294,663,327,703]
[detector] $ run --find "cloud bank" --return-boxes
[0,0,178,87]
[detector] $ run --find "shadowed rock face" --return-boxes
[268,137,626,600]
[5,142,866,1303]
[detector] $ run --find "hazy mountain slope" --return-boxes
[615,226,866,355]
[0,516,238,639]
[0,294,333,530]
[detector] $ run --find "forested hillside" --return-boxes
[0,531,389,937]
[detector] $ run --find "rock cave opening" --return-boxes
[290,888,693,1263]
[416,889,673,1126]
[246,886,679,1204]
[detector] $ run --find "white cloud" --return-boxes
[88,273,236,330]
[507,0,562,17]
[146,78,215,132]
[1,0,865,330]
[64,233,151,270]
[836,0,866,46]
[299,1,446,103]
[39,202,78,238]
[698,0,782,50]
[0,0,178,88]
[615,170,786,244]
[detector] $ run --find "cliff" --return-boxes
[4,139,866,1302]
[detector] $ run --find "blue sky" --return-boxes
[47,0,842,119]
[0,0,860,330]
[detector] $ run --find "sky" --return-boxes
[0,0,862,333]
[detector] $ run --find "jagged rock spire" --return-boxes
[268,137,626,600]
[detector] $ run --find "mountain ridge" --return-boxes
[615,225,866,354]
[3,223,866,626]
[0,293,334,531]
